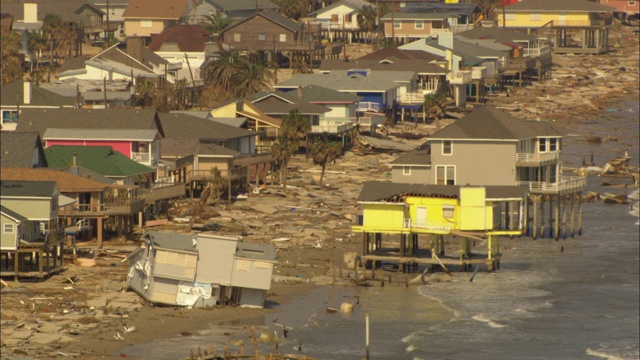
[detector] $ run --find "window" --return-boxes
[2,110,18,123]
[539,138,547,152]
[393,20,401,29]
[233,33,241,42]
[140,20,152,28]
[415,20,424,30]
[279,33,286,42]
[255,261,270,269]
[258,33,266,41]
[236,259,250,272]
[442,140,452,155]
[442,205,454,219]
[505,14,516,21]
[403,166,411,176]
[345,14,352,22]
[629,1,635,5]
[549,138,558,151]
[3,224,14,234]
[331,14,339,22]
[530,13,541,21]
[436,165,455,185]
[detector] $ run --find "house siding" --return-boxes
[194,235,236,285]
[1,214,19,250]
[391,166,431,184]
[384,20,433,38]
[45,140,133,157]
[223,16,297,51]
[231,259,273,290]
[430,140,516,186]
[362,203,406,230]
[1,198,56,221]
[499,12,593,27]
[125,19,171,37]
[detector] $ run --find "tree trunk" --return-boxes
[320,164,326,186]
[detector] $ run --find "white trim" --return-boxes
[402,166,411,176]
[391,164,431,168]
[3,223,15,234]
[435,165,456,185]
[442,140,453,156]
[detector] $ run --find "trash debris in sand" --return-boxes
[602,192,630,205]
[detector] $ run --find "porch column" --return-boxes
[97,217,104,248]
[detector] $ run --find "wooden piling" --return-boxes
[540,196,546,238]
[570,194,576,238]
[562,196,568,239]
[554,195,560,240]
[533,198,538,239]
[578,193,583,236]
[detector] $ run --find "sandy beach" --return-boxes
[1,22,638,360]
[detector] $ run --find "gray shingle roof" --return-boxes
[0,180,57,198]
[320,58,449,75]
[16,108,162,137]
[1,79,77,107]
[159,112,256,141]
[310,0,374,16]
[43,129,158,141]
[429,106,538,141]
[357,181,527,202]
[145,231,198,253]
[426,37,508,58]
[504,0,615,12]
[207,0,278,12]
[235,242,277,261]
[0,132,48,168]
[223,9,300,34]
[275,71,413,92]
[389,145,431,166]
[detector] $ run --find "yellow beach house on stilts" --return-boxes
[352,182,528,273]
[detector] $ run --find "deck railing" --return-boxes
[357,102,381,113]
[448,71,472,84]
[311,122,353,134]
[524,45,551,57]
[516,176,586,194]
[131,152,150,163]
[403,218,451,232]
[516,152,559,166]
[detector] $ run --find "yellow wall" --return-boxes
[406,196,458,228]
[362,204,406,230]
[459,187,487,230]
[499,12,592,27]
[210,103,237,118]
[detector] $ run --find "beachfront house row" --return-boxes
[388,106,586,196]
[351,182,528,271]
[497,0,615,54]
[16,108,164,172]
[127,231,277,308]
[1,180,69,280]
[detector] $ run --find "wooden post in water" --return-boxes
[533,198,538,239]
[540,196,546,238]
[570,194,576,238]
[578,193,583,236]
[365,313,370,360]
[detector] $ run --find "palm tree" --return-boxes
[27,30,47,69]
[203,49,242,92]
[203,13,230,34]
[423,92,445,130]
[0,30,23,85]
[357,5,378,43]
[232,52,275,97]
[308,134,342,186]
[271,109,311,192]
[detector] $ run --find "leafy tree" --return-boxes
[357,5,378,43]
[271,109,311,192]
[0,30,24,85]
[308,134,342,186]
[203,13,230,34]
[470,0,499,20]
[203,49,241,91]
[423,92,446,130]
[42,13,77,64]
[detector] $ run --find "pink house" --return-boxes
[15,108,164,170]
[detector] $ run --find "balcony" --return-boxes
[138,183,185,204]
[523,45,551,58]
[448,71,472,85]
[516,176,586,195]
[131,151,151,164]
[75,197,146,216]
[516,152,559,166]
[311,120,353,134]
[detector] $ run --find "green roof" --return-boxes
[45,146,154,177]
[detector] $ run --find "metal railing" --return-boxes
[131,152,151,163]
[311,122,353,134]
[516,152,559,165]
[523,45,551,57]
[357,102,381,112]
[516,176,586,194]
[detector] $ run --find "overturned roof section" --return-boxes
[144,231,198,253]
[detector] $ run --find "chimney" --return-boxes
[438,32,454,50]
[23,81,31,104]
[126,36,145,62]
[297,86,303,100]
[23,3,38,23]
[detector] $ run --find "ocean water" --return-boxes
[120,102,639,359]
